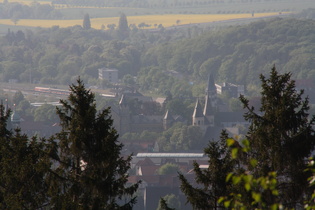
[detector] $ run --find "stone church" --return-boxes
[111,74,247,139]
[192,74,248,141]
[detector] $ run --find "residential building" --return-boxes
[98,68,119,84]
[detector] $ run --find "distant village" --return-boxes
[3,67,315,209]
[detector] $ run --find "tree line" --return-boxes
[0,2,62,20]
[1,15,315,99]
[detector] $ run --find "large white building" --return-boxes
[98,68,119,84]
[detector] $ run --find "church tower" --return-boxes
[119,94,130,134]
[205,73,218,108]
[192,74,218,129]
[204,74,217,127]
[163,109,174,130]
[192,99,205,126]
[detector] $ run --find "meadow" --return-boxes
[0,12,283,29]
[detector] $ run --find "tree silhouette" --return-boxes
[48,78,139,209]
[83,13,91,30]
[117,12,129,39]
[240,66,315,207]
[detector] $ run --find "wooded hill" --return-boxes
[142,17,315,95]
[0,13,315,98]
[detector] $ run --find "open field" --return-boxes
[1,0,314,19]
[0,12,285,29]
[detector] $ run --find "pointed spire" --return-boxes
[203,92,214,116]
[163,109,174,121]
[119,94,127,106]
[192,99,204,118]
[206,73,216,94]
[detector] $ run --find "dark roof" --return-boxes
[131,115,163,123]
[163,110,174,121]
[203,93,214,116]
[119,94,128,106]
[139,165,160,176]
[136,157,155,166]
[192,99,204,118]
[206,73,217,93]
[214,112,246,123]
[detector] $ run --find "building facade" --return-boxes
[98,68,119,84]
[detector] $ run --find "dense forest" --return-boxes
[1,12,315,98]
[141,17,315,96]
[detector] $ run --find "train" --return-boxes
[34,87,70,95]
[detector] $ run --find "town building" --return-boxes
[98,67,119,84]
[192,74,248,141]
[215,82,245,98]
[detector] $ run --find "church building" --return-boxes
[192,74,248,141]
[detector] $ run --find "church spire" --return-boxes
[192,99,205,126]
[192,99,203,118]
[163,109,174,130]
[203,92,213,116]
[205,73,217,110]
[119,94,128,107]
[206,73,216,95]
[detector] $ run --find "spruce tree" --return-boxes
[49,78,139,209]
[83,13,91,30]
[0,104,51,209]
[117,13,129,39]
[240,66,315,207]
[179,130,236,209]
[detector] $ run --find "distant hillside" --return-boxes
[142,17,315,92]
[296,8,315,20]
[1,14,315,99]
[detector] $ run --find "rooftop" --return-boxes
[136,153,205,158]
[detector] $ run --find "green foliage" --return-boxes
[180,67,315,209]
[158,123,203,152]
[142,18,315,94]
[304,157,315,210]
[157,194,180,210]
[1,17,314,96]
[157,163,180,175]
[218,139,281,210]
[12,90,24,106]
[0,2,62,19]
[120,130,159,142]
[33,104,59,124]
[122,74,136,86]
[0,104,51,209]
[179,130,236,209]
[240,66,315,207]
[49,78,139,209]
[229,97,243,112]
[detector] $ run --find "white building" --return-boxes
[98,68,119,84]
